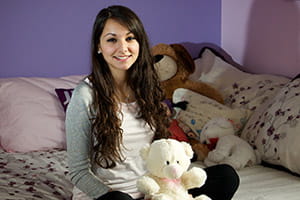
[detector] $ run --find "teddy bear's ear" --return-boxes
[170,44,195,74]
[151,43,177,61]
[181,141,194,159]
[140,144,151,160]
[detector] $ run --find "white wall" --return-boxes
[221,0,300,78]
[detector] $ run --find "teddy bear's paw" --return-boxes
[222,157,244,170]
[137,176,160,195]
[182,167,207,189]
[152,194,172,200]
[207,150,225,162]
[195,194,212,200]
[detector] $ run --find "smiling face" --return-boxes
[98,18,140,79]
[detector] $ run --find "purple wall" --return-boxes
[222,0,300,78]
[0,0,221,78]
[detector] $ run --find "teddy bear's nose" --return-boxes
[165,164,182,179]
[172,167,178,175]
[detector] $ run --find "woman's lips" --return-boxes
[114,55,132,61]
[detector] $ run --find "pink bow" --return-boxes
[161,178,181,185]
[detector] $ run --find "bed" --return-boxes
[0,75,82,200]
[0,45,299,200]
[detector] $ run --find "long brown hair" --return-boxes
[89,5,170,168]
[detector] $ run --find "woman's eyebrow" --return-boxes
[103,31,133,38]
[103,33,116,37]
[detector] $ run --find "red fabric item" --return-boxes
[207,138,219,150]
[168,119,189,142]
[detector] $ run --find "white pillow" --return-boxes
[241,78,300,175]
[0,75,84,152]
[190,48,290,113]
[189,48,251,91]
[173,88,250,138]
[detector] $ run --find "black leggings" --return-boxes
[96,164,240,200]
[188,164,240,199]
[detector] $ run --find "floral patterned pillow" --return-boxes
[223,74,289,113]
[241,78,300,175]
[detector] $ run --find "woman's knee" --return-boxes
[199,164,240,200]
[215,164,240,190]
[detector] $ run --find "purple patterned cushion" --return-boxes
[241,78,300,175]
[55,88,74,112]
[223,74,289,112]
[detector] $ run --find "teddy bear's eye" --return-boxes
[166,161,170,165]
[177,161,180,164]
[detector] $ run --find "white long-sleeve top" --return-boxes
[66,79,154,200]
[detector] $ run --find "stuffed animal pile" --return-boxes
[152,43,259,170]
[137,138,211,200]
[152,43,223,160]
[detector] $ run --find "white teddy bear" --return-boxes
[200,117,260,170]
[137,138,211,200]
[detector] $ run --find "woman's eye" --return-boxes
[107,38,117,42]
[126,36,135,41]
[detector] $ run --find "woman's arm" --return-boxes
[66,82,110,199]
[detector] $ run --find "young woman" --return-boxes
[66,5,239,200]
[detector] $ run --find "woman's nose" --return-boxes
[118,40,128,52]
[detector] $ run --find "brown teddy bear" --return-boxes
[152,43,224,103]
[152,43,224,161]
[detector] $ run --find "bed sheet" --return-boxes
[191,162,300,200]
[233,165,300,200]
[0,148,73,200]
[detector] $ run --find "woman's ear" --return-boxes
[97,43,102,54]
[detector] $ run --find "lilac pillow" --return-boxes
[55,88,74,112]
[0,75,84,152]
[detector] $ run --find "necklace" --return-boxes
[116,84,133,104]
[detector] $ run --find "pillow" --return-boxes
[223,74,290,112]
[190,48,290,113]
[173,88,250,138]
[241,78,300,175]
[292,73,300,81]
[189,48,252,91]
[55,88,74,112]
[0,75,84,152]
